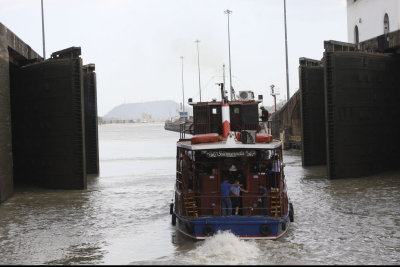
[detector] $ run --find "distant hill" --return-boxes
[103,100,192,121]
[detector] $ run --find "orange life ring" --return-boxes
[191,133,219,144]
[256,133,273,143]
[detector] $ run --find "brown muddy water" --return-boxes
[0,123,399,265]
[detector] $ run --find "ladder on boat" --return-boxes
[184,192,198,217]
[270,190,281,216]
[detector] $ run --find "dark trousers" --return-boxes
[221,197,232,216]
[260,199,268,215]
[269,172,280,188]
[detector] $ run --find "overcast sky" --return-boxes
[1,0,347,116]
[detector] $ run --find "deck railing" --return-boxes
[181,192,284,217]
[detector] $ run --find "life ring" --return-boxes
[289,203,294,222]
[203,225,214,236]
[170,203,174,215]
[259,224,270,235]
[189,123,194,135]
[171,213,176,226]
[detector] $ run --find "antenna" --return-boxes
[217,83,227,103]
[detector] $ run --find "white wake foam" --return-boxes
[189,230,261,265]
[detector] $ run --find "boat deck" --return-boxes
[177,137,282,150]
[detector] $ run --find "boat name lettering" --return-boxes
[203,150,256,158]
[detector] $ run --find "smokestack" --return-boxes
[221,103,231,138]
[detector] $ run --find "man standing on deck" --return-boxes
[220,178,232,216]
[260,106,269,134]
[270,155,285,190]
[230,180,248,215]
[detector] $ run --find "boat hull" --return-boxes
[174,212,290,240]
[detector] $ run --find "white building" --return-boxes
[347,0,400,44]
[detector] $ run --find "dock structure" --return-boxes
[0,23,99,204]
[271,30,400,179]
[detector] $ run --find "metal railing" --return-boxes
[179,193,284,217]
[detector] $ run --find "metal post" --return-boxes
[284,0,290,101]
[223,64,226,90]
[224,9,234,101]
[180,56,185,112]
[41,0,46,59]
[195,40,202,102]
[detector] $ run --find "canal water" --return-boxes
[0,123,399,265]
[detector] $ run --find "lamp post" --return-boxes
[224,9,234,101]
[283,0,290,101]
[41,0,46,59]
[195,40,202,102]
[180,56,185,112]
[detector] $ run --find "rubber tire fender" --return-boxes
[281,220,287,231]
[170,203,174,215]
[171,213,176,226]
[203,225,214,236]
[259,224,270,235]
[289,203,294,222]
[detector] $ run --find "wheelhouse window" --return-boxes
[384,13,389,35]
[354,25,359,45]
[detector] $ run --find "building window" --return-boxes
[354,25,359,44]
[384,13,390,35]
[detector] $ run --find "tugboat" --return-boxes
[170,84,294,239]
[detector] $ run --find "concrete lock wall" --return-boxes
[0,23,42,202]
[270,90,301,150]
[0,25,13,203]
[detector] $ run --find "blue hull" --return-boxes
[175,212,290,240]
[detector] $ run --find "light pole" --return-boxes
[224,9,234,101]
[283,0,290,101]
[180,56,185,113]
[195,40,202,102]
[41,0,46,59]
